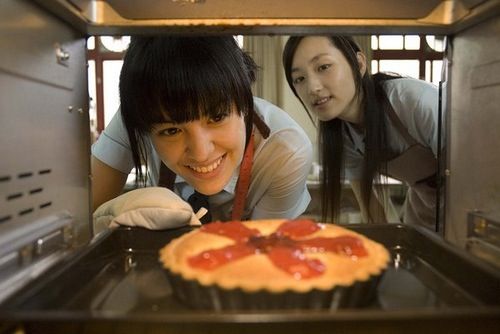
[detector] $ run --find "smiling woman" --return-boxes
[149,110,246,196]
[91,36,313,224]
[283,35,442,230]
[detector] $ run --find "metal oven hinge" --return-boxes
[466,210,500,269]
[0,211,76,303]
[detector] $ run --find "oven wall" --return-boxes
[0,0,91,245]
[446,15,500,245]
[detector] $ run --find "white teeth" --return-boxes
[188,156,223,173]
[314,97,329,105]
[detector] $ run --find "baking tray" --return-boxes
[1,223,499,334]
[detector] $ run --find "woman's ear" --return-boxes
[356,52,367,77]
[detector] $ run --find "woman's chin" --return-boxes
[192,180,227,196]
[186,170,233,195]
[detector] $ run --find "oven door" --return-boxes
[1,225,500,333]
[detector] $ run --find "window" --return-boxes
[371,35,445,84]
[87,36,130,140]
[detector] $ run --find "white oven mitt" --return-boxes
[93,187,206,234]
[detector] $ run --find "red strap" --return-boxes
[231,131,254,221]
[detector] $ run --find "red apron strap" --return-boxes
[231,131,255,221]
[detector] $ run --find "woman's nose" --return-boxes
[308,75,323,93]
[185,127,213,161]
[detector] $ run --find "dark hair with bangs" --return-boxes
[283,36,399,223]
[119,36,257,185]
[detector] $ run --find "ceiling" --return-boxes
[36,0,499,35]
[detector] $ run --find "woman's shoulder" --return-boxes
[381,77,440,150]
[382,77,437,117]
[253,97,304,132]
[254,97,311,145]
[382,77,437,99]
[250,99,311,163]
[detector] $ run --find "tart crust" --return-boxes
[159,219,390,294]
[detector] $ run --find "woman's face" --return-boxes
[290,36,364,123]
[151,108,246,195]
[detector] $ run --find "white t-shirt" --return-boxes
[92,97,313,221]
[343,77,440,181]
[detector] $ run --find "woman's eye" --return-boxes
[210,113,228,123]
[292,76,304,85]
[318,63,331,72]
[159,127,180,137]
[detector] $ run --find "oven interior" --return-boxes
[0,0,499,332]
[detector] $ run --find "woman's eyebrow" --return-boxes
[291,53,330,73]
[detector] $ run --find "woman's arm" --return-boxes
[91,156,128,212]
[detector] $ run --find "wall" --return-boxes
[0,0,91,244]
[446,16,500,245]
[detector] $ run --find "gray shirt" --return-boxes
[344,77,440,181]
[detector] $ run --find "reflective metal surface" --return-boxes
[34,0,500,35]
[0,0,91,303]
[1,225,499,333]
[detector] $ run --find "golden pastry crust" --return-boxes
[159,219,390,293]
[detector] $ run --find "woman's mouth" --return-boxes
[313,96,331,106]
[186,155,224,174]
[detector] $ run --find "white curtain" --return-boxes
[243,36,284,106]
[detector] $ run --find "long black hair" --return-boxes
[119,36,257,185]
[283,36,398,223]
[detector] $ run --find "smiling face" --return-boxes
[290,36,366,123]
[150,108,246,195]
